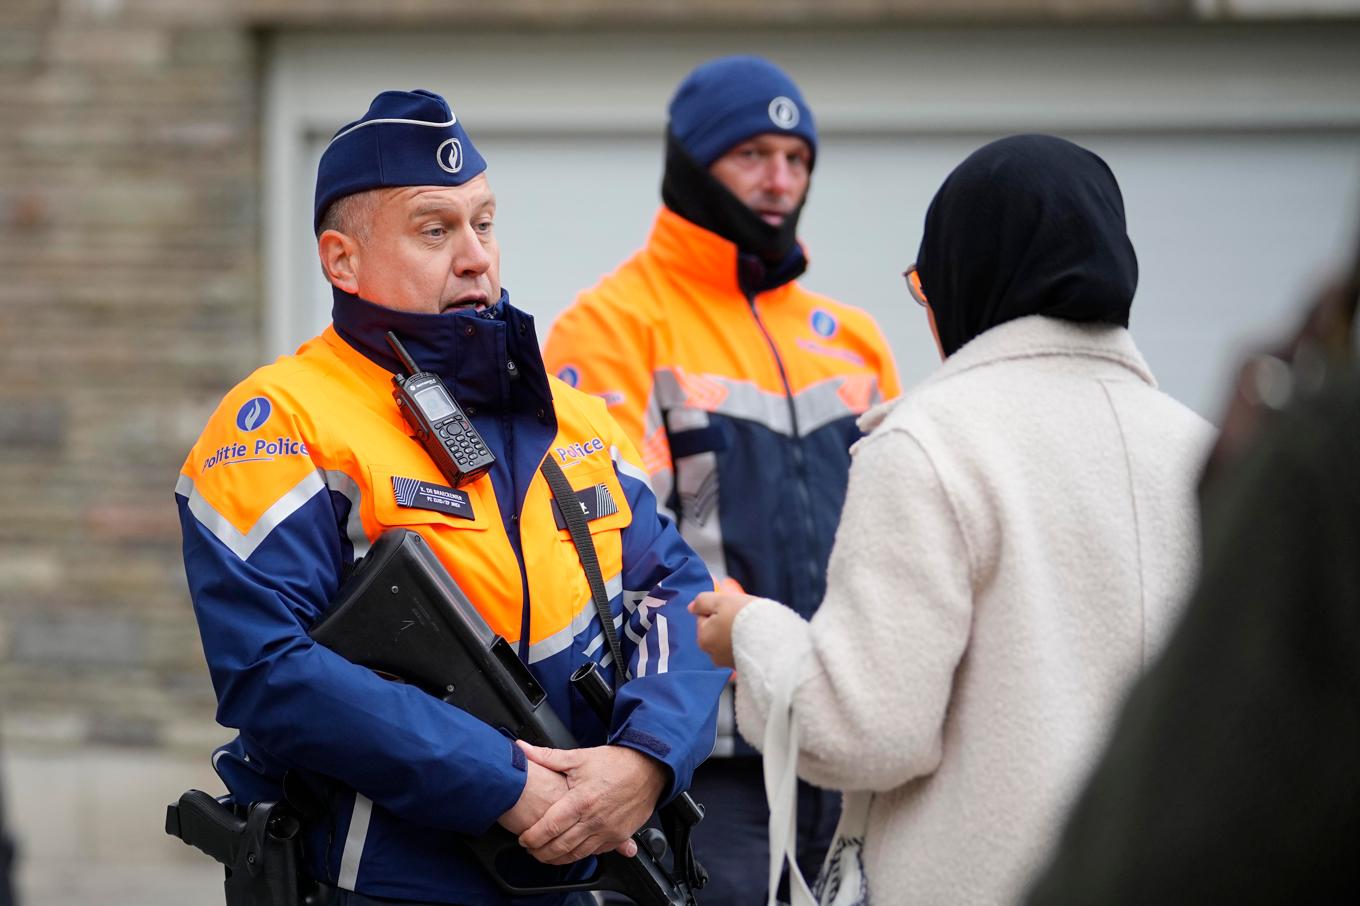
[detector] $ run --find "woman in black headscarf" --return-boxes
[913,133,1139,357]
[691,135,1213,904]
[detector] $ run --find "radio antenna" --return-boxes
[386,331,421,377]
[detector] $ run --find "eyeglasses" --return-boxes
[903,264,928,307]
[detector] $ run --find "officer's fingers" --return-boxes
[542,814,632,865]
[526,811,598,865]
[546,833,632,864]
[518,794,577,851]
[518,741,582,775]
[527,833,589,866]
[538,830,604,866]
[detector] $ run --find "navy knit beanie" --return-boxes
[314,89,487,233]
[667,56,817,167]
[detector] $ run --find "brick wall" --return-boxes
[0,0,259,755]
[0,0,1337,757]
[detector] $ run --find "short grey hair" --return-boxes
[317,189,379,241]
[317,189,380,282]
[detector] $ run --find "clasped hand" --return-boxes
[497,741,667,865]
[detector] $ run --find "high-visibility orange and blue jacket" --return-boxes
[175,289,727,904]
[544,209,901,755]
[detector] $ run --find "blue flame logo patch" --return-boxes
[236,397,272,432]
[811,310,838,338]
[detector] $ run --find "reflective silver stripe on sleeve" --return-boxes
[321,469,370,560]
[651,473,677,524]
[651,369,685,412]
[337,793,372,890]
[655,614,670,675]
[527,573,623,665]
[625,593,666,631]
[609,444,653,494]
[650,376,728,567]
[641,388,675,521]
[621,593,669,678]
[634,622,649,678]
[673,449,725,574]
[176,471,326,561]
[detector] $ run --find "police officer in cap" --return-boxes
[176,88,728,905]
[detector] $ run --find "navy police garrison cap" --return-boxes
[313,89,487,234]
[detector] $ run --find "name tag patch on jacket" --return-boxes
[391,476,475,520]
[551,483,619,529]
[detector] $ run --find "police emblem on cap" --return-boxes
[436,138,464,174]
[768,96,800,130]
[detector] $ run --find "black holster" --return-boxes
[166,790,329,906]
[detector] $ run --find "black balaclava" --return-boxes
[662,55,818,272]
[917,134,1139,358]
[662,130,805,266]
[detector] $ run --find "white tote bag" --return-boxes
[763,642,871,906]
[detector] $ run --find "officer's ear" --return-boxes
[319,229,361,294]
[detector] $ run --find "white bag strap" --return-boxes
[819,791,873,906]
[763,636,818,906]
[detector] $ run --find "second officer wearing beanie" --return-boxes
[544,56,901,903]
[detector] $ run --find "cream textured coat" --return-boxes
[732,316,1214,905]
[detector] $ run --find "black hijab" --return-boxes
[917,134,1138,358]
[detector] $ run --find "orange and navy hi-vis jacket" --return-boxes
[545,208,901,755]
[175,290,727,904]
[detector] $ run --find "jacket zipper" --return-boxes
[746,293,821,613]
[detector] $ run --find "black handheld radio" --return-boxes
[386,331,495,488]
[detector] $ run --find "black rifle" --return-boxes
[308,528,704,905]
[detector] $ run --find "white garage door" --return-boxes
[265,25,1360,417]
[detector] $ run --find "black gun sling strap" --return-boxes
[539,455,628,690]
[542,455,709,896]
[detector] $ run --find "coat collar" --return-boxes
[330,287,554,417]
[859,315,1156,433]
[645,206,807,298]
